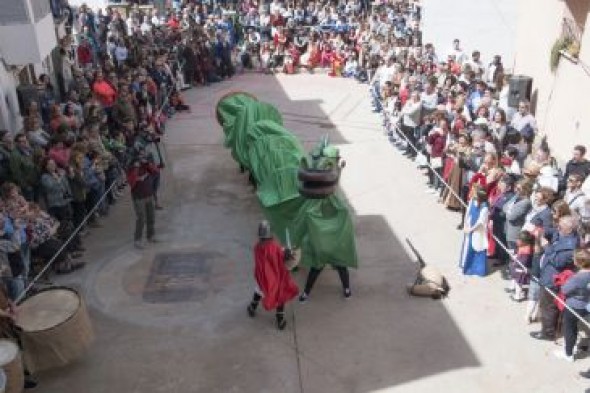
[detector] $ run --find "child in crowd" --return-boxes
[509,230,534,302]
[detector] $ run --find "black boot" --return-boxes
[247,293,261,318]
[276,312,286,330]
[24,379,38,389]
[24,370,37,389]
[247,303,256,318]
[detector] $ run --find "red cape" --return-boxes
[254,239,299,311]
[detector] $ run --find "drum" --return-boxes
[0,340,23,393]
[16,287,94,373]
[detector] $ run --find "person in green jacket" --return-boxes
[9,134,38,202]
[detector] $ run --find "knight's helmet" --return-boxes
[258,220,272,240]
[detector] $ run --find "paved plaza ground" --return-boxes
[34,73,588,393]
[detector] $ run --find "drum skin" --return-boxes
[16,287,94,373]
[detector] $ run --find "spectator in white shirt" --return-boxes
[126,16,137,36]
[151,9,161,26]
[270,0,283,15]
[486,55,504,90]
[504,146,522,176]
[106,36,117,61]
[379,57,396,89]
[401,91,422,155]
[466,50,485,78]
[140,16,152,35]
[448,39,467,65]
[114,40,128,69]
[511,100,537,132]
[420,82,438,115]
[565,173,587,218]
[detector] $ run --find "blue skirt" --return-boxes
[461,235,487,277]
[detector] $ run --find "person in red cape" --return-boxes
[247,221,298,330]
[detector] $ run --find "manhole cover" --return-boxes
[143,252,215,304]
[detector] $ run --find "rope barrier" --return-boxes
[15,179,119,304]
[14,59,185,303]
[382,111,590,330]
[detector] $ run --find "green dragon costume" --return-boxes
[216,92,358,269]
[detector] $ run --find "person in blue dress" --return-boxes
[460,187,489,276]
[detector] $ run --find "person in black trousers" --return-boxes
[530,215,578,341]
[299,264,351,302]
[555,249,590,362]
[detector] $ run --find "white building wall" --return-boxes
[421,0,519,68]
[67,0,109,12]
[513,0,590,162]
[0,12,56,65]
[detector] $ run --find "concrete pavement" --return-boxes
[34,72,588,393]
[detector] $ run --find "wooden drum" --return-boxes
[16,287,94,373]
[0,339,23,393]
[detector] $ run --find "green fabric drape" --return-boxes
[217,93,358,269]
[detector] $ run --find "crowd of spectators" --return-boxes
[357,0,590,367]
[3,0,590,377]
[0,1,232,304]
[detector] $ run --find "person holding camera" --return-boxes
[126,148,160,249]
[40,157,85,257]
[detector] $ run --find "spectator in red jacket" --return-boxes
[167,14,180,30]
[126,148,159,249]
[77,38,93,69]
[48,137,71,170]
[270,9,285,28]
[426,118,449,195]
[91,70,117,109]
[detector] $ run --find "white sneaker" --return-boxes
[553,349,574,362]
